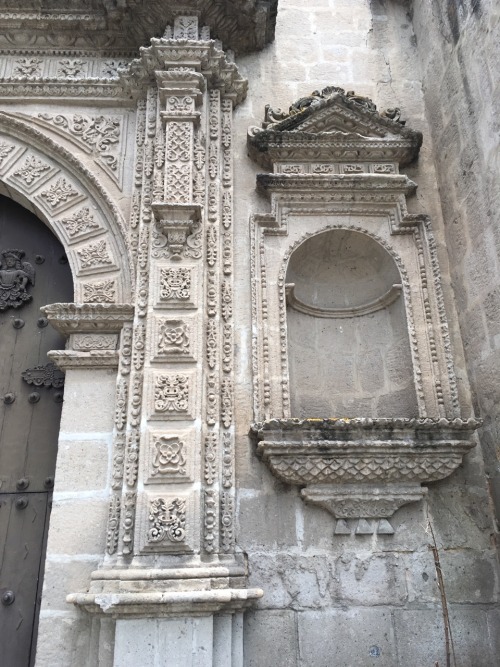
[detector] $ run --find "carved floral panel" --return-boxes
[144,430,194,483]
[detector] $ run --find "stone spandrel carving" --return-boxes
[37,113,121,172]
[0,249,35,311]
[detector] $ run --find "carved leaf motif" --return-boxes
[21,362,64,388]
[57,60,85,77]
[38,113,121,171]
[13,155,50,185]
[77,239,112,269]
[60,207,99,237]
[14,58,42,77]
[82,279,116,303]
[0,141,14,165]
[41,178,78,207]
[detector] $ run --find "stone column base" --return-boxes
[113,613,245,667]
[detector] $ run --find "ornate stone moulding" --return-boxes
[67,588,264,618]
[251,418,480,527]
[42,302,134,369]
[126,35,248,104]
[68,559,263,618]
[0,0,278,55]
[248,85,423,170]
[42,302,134,334]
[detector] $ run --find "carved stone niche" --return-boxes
[248,86,480,534]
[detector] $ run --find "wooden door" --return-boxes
[0,195,73,666]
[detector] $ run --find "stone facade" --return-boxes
[0,1,498,666]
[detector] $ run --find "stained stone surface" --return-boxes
[0,0,495,666]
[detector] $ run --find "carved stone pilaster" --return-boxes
[67,19,257,621]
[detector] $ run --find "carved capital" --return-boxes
[42,302,134,335]
[152,203,202,261]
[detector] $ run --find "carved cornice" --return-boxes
[257,173,417,196]
[42,302,134,334]
[248,86,423,169]
[0,1,278,55]
[125,38,248,105]
[67,587,264,618]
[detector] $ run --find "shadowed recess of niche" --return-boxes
[285,229,418,418]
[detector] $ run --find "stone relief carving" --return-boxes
[72,334,118,351]
[57,60,86,78]
[160,267,192,303]
[13,154,50,185]
[147,497,187,545]
[82,279,116,303]
[37,113,121,172]
[153,373,192,418]
[14,58,42,77]
[151,435,188,479]
[0,249,35,311]
[77,239,113,270]
[59,207,100,239]
[0,140,14,165]
[40,177,79,208]
[154,317,196,362]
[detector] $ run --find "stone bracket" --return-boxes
[152,203,202,260]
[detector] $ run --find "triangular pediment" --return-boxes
[248,86,422,169]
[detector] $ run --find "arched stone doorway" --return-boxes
[0,194,73,666]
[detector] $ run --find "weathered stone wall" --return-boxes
[410,0,500,523]
[233,1,499,664]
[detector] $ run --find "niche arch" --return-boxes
[284,227,418,418]
[0,112,133,303]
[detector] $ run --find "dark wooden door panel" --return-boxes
[0,195,73,666]
[0,195,72,493]
[0,493,49,667]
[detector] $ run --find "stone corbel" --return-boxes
[251,418,481,535]
[152,203,202,260]
[42,302,134,370]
